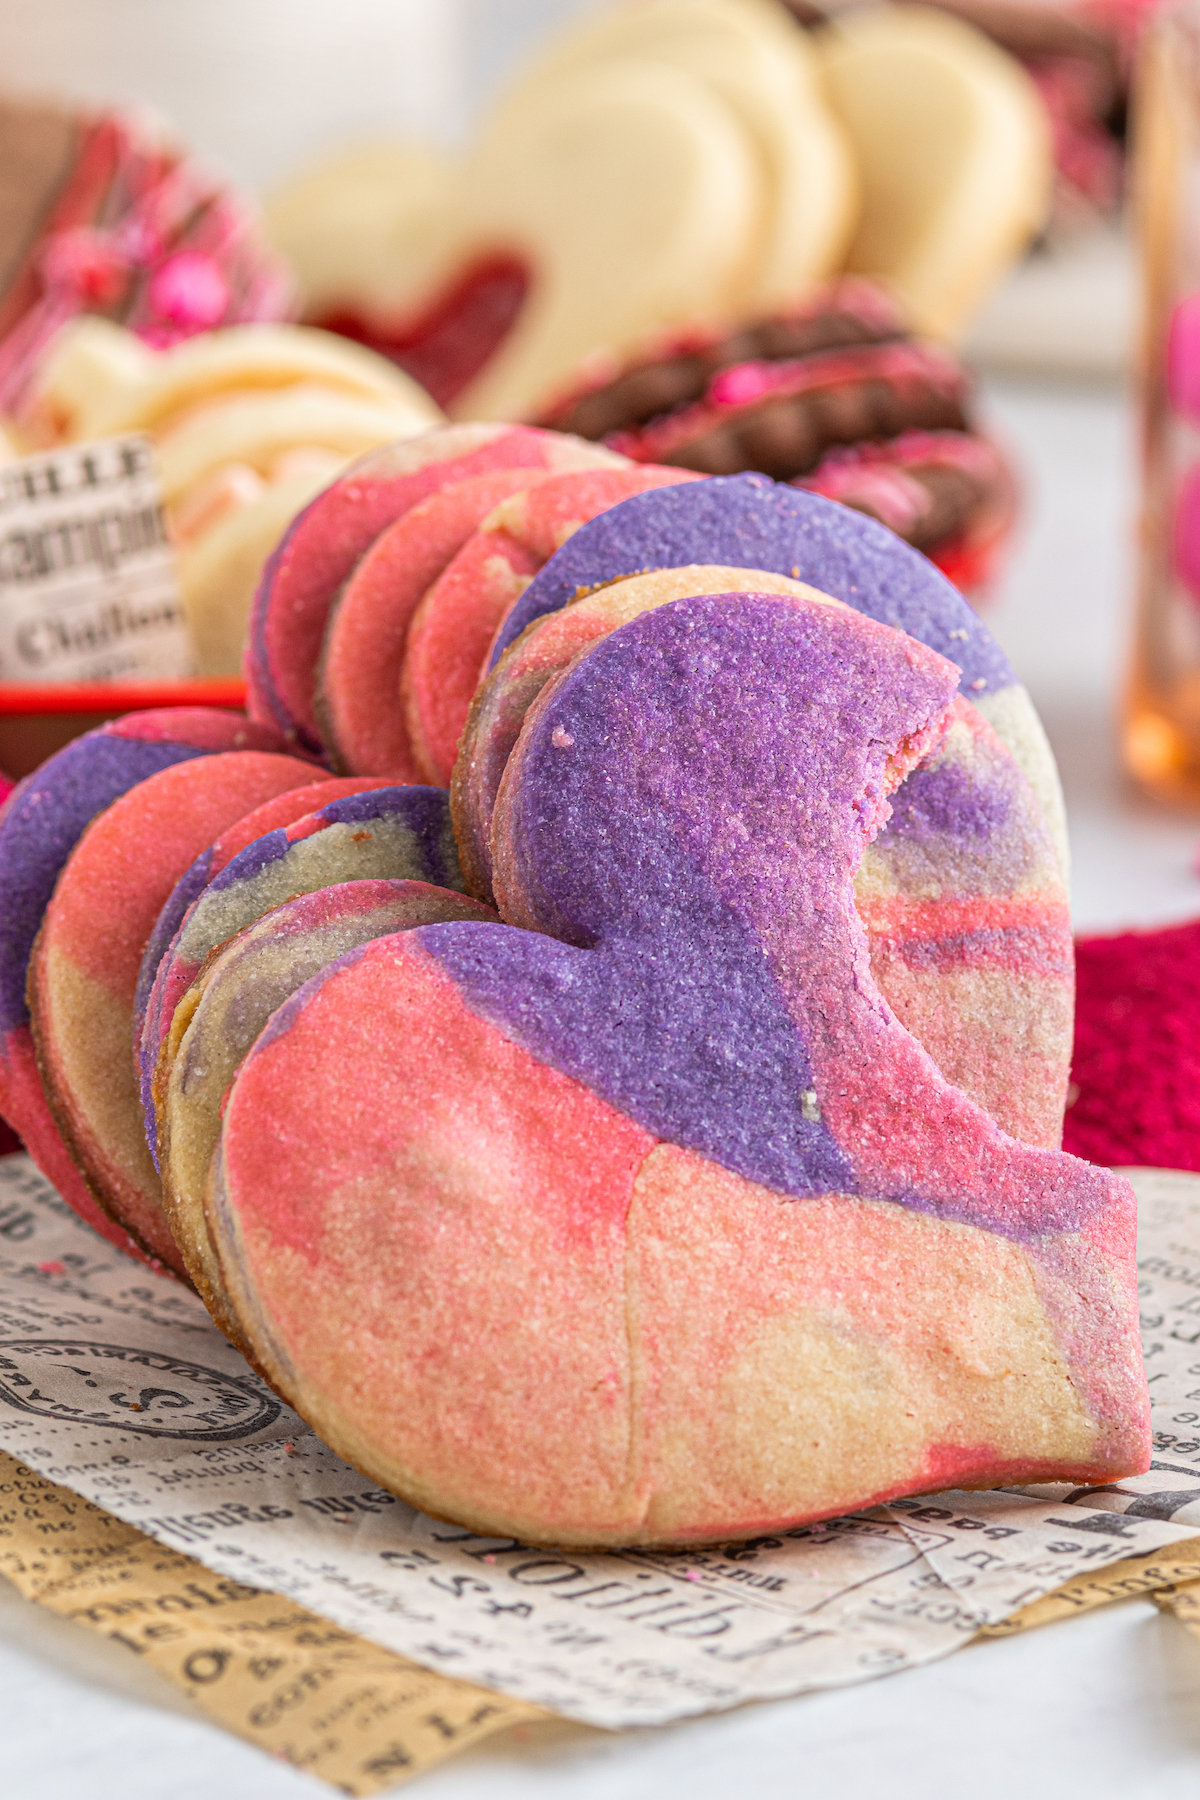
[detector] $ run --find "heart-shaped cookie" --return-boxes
[211,590,1147,1545]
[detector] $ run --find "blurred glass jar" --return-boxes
[1127,0,1200,803]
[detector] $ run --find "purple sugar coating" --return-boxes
[426,594,1102,1244]
[0,733,210,1038]
[430,593,904,1199]
[490,472,1014,697]
[885,756,1016,844]
[136,785,462,1161]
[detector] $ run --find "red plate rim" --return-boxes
[0,677,247,715]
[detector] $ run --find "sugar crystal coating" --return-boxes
[211,593,1147,1547]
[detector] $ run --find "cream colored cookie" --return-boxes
[500,0,816,112]
[818,6,1052,340]
[451,59,761,422]
[177,472,335,676]
[264,141,460,325]
[492,0,859,313]
[491,0,858,313]
[25,316,157,445]
[155,382,441,505]
[81,322,438,440]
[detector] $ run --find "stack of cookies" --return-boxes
[0,429,1150,1546]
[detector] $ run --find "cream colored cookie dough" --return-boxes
[818,6,1052,340]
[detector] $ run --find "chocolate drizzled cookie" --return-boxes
[538,281,1013,587]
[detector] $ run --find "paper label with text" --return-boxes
[0,1155,1195,1731]
[0,436,193,685]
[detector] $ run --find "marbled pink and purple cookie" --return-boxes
[456,566,1070,1148]
[488,472,1065,869]
[138,783,463,1163]
[318,461,696,782]
[157,877,496,1343]
[0,708,292,1259]
[27,748,320,1274]
[244,422,622,753]
[210,590,1148,1547]
[398,464,698,785]
[132,772,393,1096]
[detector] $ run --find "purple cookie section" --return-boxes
[133,847,219,1057]
[429,594,868,1200]
[244,499,324,750]
[0,734,210,1040]
[427,594,1102,1245]
[490,472,1014,696]
[136,785,463,1164]
[885,755,1017,849]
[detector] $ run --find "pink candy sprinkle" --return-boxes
[1169,292,1200,425]
[283,1441,296,1455]
[685,1568,703,1582]
[37,1260,66,1276]
[147,250,229,330]
[708,362,776,408]
[483,1554,497,1564]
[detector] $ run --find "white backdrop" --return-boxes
[0,0,607,192]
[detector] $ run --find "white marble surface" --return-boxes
[3,377,1200,1799]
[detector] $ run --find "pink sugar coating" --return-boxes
[319,467,555,778]
[402,526,544,786]
[51,754,319,998]
[402,465,698,786]
[1,1030,156,1264]
[107,708,291,753]
[248,426,619,746]
[32,751,319,1271]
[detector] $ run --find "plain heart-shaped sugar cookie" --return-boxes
[490,0,858,320]
[817,5,1052,340]
[448,59,763,423]
[210,589,1147,1546]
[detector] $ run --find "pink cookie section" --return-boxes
[245,424,620,750]
[319,468,560,779]
[29,751,318,1273]
[217,936,1145,1547]
[0,774,18,1157]
[401,466,698,785]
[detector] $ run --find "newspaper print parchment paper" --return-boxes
[0,1156,1197,1731]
